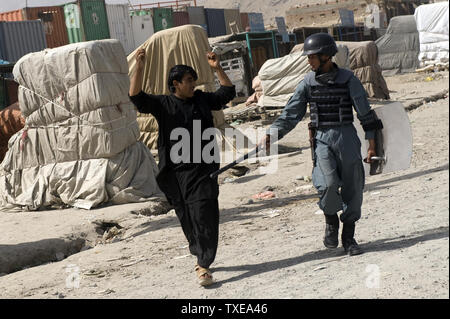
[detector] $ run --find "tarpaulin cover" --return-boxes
[0,40,164,211]
[414,1,449,66]
[338,41,390,99]
[376,15,420,76]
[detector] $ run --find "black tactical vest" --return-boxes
[305,68,354,128]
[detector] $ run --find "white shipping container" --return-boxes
[106,4,135,55]
[131,14,155,49]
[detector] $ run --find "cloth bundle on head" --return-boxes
[0,39,164,211]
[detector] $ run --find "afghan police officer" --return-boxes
[261,33,383,256]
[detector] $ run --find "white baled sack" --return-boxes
[0,40,164,211]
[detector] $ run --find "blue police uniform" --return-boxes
[267,67,378,224]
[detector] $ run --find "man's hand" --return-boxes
[366,139,377,163]
[136,48,146,70]
[130,48,146,97]
[258,134,272,154]
[207,52,221,70]
[208,51,233,87]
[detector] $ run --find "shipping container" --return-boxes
[173,11,189,27]
[0,7,68,49]
[64,3,83,43]
[240,12,249,31]
[224,9,242,34]
[293,27,330,44]
[78,0,110,41]
[106,4,135,54]
[24,7,69,48]
[205,8,226,38]
[152,8,173,32]
[248,13,264,32]
[0,9,25,22]
[0,20,47,62]
[186,6,207,31]
[130,13,154,48]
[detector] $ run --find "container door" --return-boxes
[79,0,110,41]
[205,9,226,37]
[224,9,242,34]
[152,8,173,32]
[173,11,189,27]
[25,7,69,48]
[131,14,155,48]
[64,3,83,43]
[241,13,249,31]
[106,4,135,54]
[186,6,207,31]
[0,21,47,62]
[248,13,265,32]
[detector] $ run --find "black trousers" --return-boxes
[174,199,219,269]
[157,164,220,269]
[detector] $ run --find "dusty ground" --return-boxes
[0,71,448,300]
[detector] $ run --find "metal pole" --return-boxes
[272,31,279,58]
[246,32,254,71]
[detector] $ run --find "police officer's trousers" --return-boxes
[312,125,365,223]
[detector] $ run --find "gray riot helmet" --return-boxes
[302,33,338,57]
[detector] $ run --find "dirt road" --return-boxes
[0,71,448,300]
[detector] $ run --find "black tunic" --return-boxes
[129,86,236,204]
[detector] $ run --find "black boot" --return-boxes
[323,214,339,249]
[342,222,363,256]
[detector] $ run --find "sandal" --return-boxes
[195,265,214,287]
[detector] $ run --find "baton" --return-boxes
[209,146,261,179]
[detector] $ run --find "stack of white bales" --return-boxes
[0,39,164,211]
[414,1,449,66]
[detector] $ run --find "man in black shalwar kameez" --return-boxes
[129,49,235,287]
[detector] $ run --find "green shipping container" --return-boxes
[79,0,110,41]
[64,3,83,43]
[152,8,173,32]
